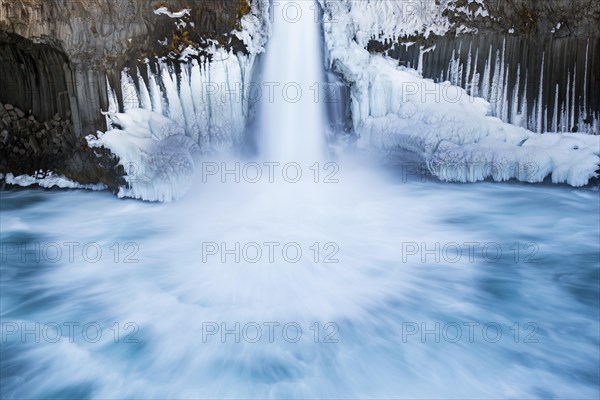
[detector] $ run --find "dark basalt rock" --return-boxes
[0,101,126,192]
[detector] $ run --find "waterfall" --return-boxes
[257,0,327,162]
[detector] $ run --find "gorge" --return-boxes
[0,0,598,198]
[0,1,599,399]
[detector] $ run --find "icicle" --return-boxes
[448,49,456,84]
[511,64,521,126]
[161,63,185,128]
[552,83,559,132]
[497,39,506,120]
[565,69,570,132]
[105,75,119,129]
[417,45,425,76]
[147,63,164,115]
[106,76,119,114]
[464,43,472,95]
[471,48,480,97]
[490,49,501,117]
[583,39,589,123]
[190,59,210,147]
[536,53,544,133]
[120,69,140,111]
[521,71,528,127]
[570,66,576,131]
[481,46,492,100]
[136,67,152,111]
[178,65,200,141]
[456,42,463,86]
[501,67,509,122]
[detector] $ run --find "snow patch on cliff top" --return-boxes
[321,0,492,44]
[153,7,191,19]
[326,0,450,45]
[235,0,271,56]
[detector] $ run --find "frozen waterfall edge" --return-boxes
[87,3,270,202]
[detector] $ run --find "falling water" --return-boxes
[257,0,327,162]
[2,2,599,398]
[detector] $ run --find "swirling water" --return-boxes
[1,159,599,399]
[1,1,599,397]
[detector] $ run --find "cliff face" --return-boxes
[0,0,252,62]
[0,0,256,188]
[0,0,254,135]
[443,0,600,37]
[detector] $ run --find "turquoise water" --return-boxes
[1,161,598,399]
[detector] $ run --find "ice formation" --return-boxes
[90,1,270,201]
[320,0,600,186]
[87,109,199,202]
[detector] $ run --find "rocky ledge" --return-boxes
[0,102,125,191]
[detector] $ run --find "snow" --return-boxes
[335,0,450,45]
[88,109,199,202]
[320,0,600,187]
[235,0,270,56]
[319,0,491,46]
[4,172,107,191]
[153,7,191,19]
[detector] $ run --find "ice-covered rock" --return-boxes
[320,0,600,187]
[88,109,199,202]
